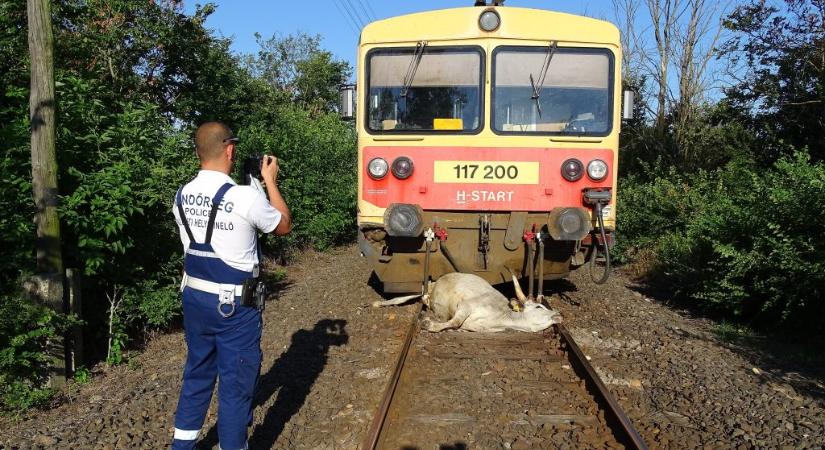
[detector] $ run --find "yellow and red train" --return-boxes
[341,2,631,294]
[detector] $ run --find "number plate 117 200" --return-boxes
[433,161,539,185]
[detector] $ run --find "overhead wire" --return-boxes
[356,0,376,22]
[333,0,362,35]
[343,0,368,27]
[363,0,379,21]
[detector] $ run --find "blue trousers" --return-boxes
[172,288,262,450]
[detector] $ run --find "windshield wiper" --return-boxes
[401,41,428,98]
[529,41,557,118]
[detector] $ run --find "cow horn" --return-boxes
[507,268,528,303]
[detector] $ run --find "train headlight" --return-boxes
[391,156,414,179]
[384,203,424,237]
[587,159,609,181]
[561,158,584,181]
[368,157,389,180]
[479,10,500,32]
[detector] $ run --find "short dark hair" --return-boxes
[194,121,236,161]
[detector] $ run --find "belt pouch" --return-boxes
[240,278,258,307]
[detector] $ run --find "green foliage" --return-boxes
[58,75,194,279]
[107,332,126,366]
[0,295,78,412]
[135,281,183,329]
[720,0,825,161]
[614,0,825,337]
[618,103,756,177]
[73,366,90,385]
[618,153,825,332]
[236,107,357,253]
[243,32,351,114]
[713,321,755,343]
[1,0,356,410]
[0,0,356,410]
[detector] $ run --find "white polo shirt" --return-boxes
[173,170,282,272]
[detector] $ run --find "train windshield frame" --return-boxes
[491,46,614,137]
[365,46,485,134]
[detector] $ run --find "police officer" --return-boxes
[171,121,291,450]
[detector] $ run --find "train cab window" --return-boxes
[492,47,613,136]
[366,47,483,133]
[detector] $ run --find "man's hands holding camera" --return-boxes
[257,154,292,235]
[238,153,291,235]
[260,155,279,184]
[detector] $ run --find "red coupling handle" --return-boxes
[523,223,537,242]
[433,223,448,241]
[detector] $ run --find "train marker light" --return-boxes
[391,156,414,179]
[561,158,584,181]
[587,159,608,181]
[479,10,501,32]
[368,157,389,179]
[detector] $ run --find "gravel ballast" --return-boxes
[2,246,823,449]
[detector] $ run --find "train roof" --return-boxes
[360,6,620,47]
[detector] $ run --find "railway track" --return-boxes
[363,306,647,449]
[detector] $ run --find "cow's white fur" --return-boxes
[372,272,562,333]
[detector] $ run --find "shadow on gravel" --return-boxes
[200,319,349,449]
[497,276,579,307]
[367,271,395,300]
[541,278,579,306]
[625,274,825,403]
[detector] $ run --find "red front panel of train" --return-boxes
[362,146,614,211]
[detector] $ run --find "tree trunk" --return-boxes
[647,0,676,135]
[28,0,66,386]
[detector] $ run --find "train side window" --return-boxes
[366,46,484,134]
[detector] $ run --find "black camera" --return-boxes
[244,154,263,177]
[242,154,263,185]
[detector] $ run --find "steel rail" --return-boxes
[363,309,647,450]
[557,324,648,450]
[362,303,422,450]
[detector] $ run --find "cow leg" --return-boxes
[421,304,472,332]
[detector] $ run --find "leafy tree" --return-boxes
[1,0,357,410]
[243,32,351,114]
[0,0,34,287]
[720,0,825,161]
[235,106,356,254]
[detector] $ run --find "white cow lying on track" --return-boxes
[372,272,562,333]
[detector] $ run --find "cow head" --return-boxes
[508,268,563,330]
[520,301,563,330]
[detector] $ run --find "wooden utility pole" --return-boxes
[27,0,66,386]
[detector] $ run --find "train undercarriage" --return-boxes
[358,209,612,293]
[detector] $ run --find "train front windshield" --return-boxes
[367,47,483,133]
[493,47,613,136]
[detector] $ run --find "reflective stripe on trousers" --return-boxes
[172,183,261,450]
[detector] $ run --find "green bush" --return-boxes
[0,0,355,412]
[0,295,77,412]
[236,106,357,254]
[618,153,825,331]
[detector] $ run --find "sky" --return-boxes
[181,0,735,103]
[183,1,615,68]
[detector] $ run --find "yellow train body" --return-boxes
[352,5,624,292]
